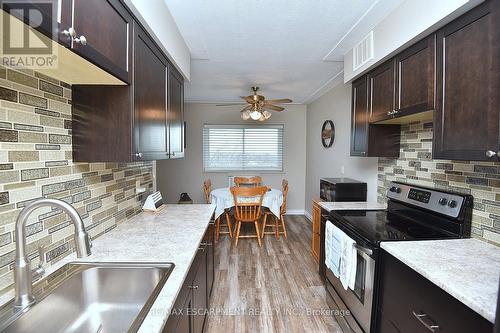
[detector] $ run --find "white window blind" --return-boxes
[203,124,284,172]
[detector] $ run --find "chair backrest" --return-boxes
[230,186,268,222]
[203,179,212,204]
[281,179,288,215]
[234,176,262,187]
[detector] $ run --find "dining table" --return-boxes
[210,187,283,220]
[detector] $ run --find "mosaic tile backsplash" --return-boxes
[378,121,500,246]
[0,67,153,295]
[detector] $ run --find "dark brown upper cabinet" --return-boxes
[433,0,500,161]
[351,76,401,158]
[133,26,169,161]
[72,23,184,162]
[351,76,369,156]
[395,35,435,116]
[368,60,396,123]
[167,66,185,159]
[69,0,133,83]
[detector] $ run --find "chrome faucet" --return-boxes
[13,198,92,309]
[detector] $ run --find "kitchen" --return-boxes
[0,0,499,333]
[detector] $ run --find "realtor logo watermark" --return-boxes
[1,0,58,69]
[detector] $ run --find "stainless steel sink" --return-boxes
[0,262,174,333]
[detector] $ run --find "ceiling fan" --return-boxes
[216,86,293,121]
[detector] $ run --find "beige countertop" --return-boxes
[0,204,215,333]
[381,238,500,323]
[318,201,387,211]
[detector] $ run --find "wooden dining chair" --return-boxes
[203,179,212,204]
[231,186,268,247]
[261,179,288,239]
[203,179,233,240]
[234,176,262,187]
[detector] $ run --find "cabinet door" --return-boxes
[134,26,169,161]
[351,76,369,156]
[433,0,500,161]
[168,65,185,158]
[163,290,192,333]
[369,60,395,123]
[1,0,72,47]
[311,201,321,262]
[377,252,493,333]
[395,35,435,115]
[192,248,208,333]
[206,223,215,298]
[71,0,132,82]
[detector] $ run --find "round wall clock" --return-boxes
[321,120,335,148]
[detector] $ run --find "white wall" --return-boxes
[157,103,307,213]
[124,0,191,80]
[304,83,378,217]
[344,0,484,82]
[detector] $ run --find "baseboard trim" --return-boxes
[285,209,305,216]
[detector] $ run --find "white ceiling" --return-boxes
[164,0,402,104]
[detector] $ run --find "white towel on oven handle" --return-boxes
[325,221,341,277]
[339,228,357,290]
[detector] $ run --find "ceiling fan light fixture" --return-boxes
[262,110,272,119]
[250,110,262,120]
[258,114,266,122]
[241,110,251,120]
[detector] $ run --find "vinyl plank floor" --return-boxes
[205,215,344,333]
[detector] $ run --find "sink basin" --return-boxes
[0,262,174,333]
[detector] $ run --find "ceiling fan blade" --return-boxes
[216,103,248,106]
[240,96,255,103]
[263,104,284,112]
[265,98,292,104]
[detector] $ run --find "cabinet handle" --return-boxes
[486,150,497,158]
[62,27,76,38]
[412,311,440,332]
[74,35,87,45]
[135,152,143,159]
[188,285,199,289]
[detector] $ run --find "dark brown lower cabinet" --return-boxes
[206,222,215,298]
[163,226,214,333]
[377,251,493,333]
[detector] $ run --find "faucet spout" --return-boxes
[13,198,91,309]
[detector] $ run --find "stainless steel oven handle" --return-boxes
[354,244,373,256]
[412,311,440,332]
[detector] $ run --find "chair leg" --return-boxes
[225,212,233,238]
[215,217,220,241]
[255,221,262,247]
[235,221,241,247]
[261,214,268,238]
[281,214,287,238]
[274,215,280,240]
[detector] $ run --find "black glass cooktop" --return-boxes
[331,210,458,246]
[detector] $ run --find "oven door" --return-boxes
[326,243,375,333]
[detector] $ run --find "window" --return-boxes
[203,124,284,172]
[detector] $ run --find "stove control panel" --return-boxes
[387,182,465,218]
[408,188,431,203]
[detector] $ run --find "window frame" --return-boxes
[202,123,285,173]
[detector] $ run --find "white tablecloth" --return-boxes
[210,187,283,219]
